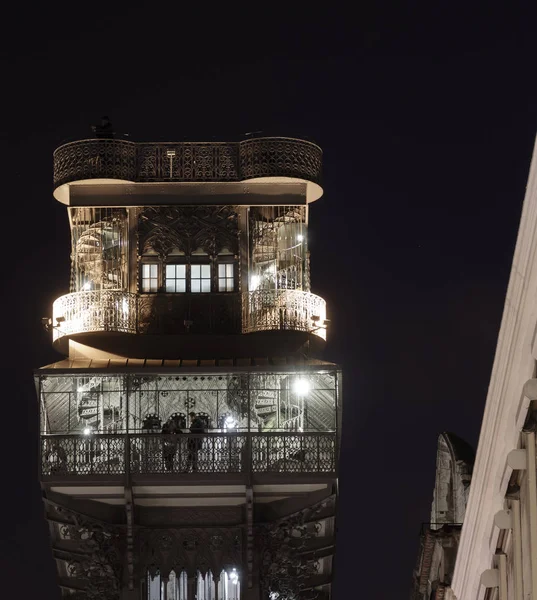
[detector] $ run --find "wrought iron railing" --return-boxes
[40,432,336,477]
[52,290,138,341]
[52,289,327,341]
[42,434,126,475]
[242,290,327,340]
[251,433,335,473]
[53,137,322,188]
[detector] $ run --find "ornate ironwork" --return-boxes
[53,137,322,189]
[53,290,137,341]
[251,433,335,473]
[257,495,336,600]
[47,502,123,600]
[42,435,126,475]
[242,290,327,340]
[138,205,239,258]
[51,289,326,340]
[240,137,322,183]
[40,432,336,477]
[54,139,137,188]
[130,433,247,474]
[139,526,242,578]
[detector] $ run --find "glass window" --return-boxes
[191,264,211,293]
[218,263,234,292]
[142,264,158,293]
[166,264,186,293]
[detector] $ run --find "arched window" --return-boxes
[219,568,240,600]
[197,570,215,600]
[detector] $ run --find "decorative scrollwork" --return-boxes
[242,290,327,340]
[54,139,137,188]
[47,503,123,600]
[40,433,336,477]
[53,138,321,188]
[138,205,239,258]
[139,527,242,578]
[257,496,336,600]
[52,290,137,342]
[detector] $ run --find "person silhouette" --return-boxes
[92,116,115,139]
[187,412,205,472]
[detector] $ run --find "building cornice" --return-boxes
[452,134,537,599]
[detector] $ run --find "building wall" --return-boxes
[450,133,537,600]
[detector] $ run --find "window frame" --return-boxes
[139,257,238,294]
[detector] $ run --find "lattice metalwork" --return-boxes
[242,290,327,340]
[39,432,335,477]
[138,143,240,181]
[257,495,335,600]
[249,205,308,293]
[240,137,322,184]
[53,138,322,188]
[54,139,137,188]
[251,433,335,473]
[40,371,337,435]
[41,435,125,475]
[130,434,247,474]
[53,290,137,341]
[69,207,128,293]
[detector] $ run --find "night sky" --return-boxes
[2,4,537,598]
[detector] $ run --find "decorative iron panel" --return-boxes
[242,289,327,340]
[54,139,137,188]
[239,137,322,184]
[40,433,336,477]
[53,290,137,341]
[251,433,335,473]
[53,137,321,188]
[139,527,242,578]
[129,434,247,474]
[41,435,126,476]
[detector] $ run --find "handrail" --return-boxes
[41,432,336,477]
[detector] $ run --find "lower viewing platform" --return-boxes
[41,432,336,481]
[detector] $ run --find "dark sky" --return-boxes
[2,4,537,599]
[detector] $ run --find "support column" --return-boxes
[511,499,524,600]
[526,431,537,600]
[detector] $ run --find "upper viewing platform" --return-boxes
[53,137,323,204]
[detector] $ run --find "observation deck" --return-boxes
[52,289,327,347]
[53,137,323,204]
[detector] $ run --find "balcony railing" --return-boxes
[242,290,327,340]
[52,290,137,341]
[53,137,322,189]
[52,289,327,341]
[41,432,336,477]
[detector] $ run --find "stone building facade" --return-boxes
[411,432,474,600]
[442,134,537,600]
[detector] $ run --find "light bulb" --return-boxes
[225,416,236,429]
[83,427,92,436]
[293,379,310,396]
[297,234,304,242]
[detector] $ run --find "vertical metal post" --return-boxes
[526,431,537,600]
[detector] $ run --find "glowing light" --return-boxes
[82,282,92,291]
[224,416,237,429]
[250,275,260,291]
[297,234,304,242]
[122,298,129,315]
[293,379,310,396]
[83,427,92,436]
[229,569,239,585]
